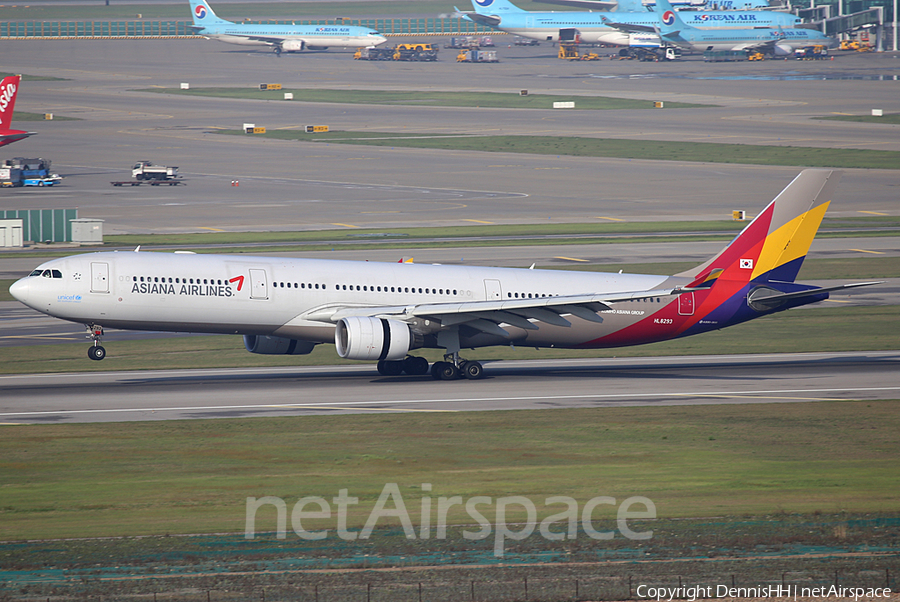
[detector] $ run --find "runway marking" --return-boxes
[858,211,889,216]
[266,405,455,413]
[461,219,495,224]
[361,211,401,214]
[849,248,885,255]
[554,256,589,262]
[198,227,225,232]
[331,223,360,228]
[3,387,898,419]
[594,217,624,222]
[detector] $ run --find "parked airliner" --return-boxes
[459,0,800,46]
[9,171,877,380]
[0,75,36,148]
[603,0,835,53]
[187,0,387,54]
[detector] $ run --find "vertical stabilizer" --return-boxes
[651,0,687,35]
[0,74,21,130]
[677,169,840,287]
[470,0,527,14]
[188,0,233,27]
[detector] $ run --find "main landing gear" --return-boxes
[432,352,483,381]
[377,355,429,377]
[375,354,484,380]
[86,325,106,361]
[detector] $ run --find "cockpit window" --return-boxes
[42,270,52,278]
[52,270,63,279]
[29,269,42,277]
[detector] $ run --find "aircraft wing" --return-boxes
[457,12,503,27]
[305,286,686,337]
[600,16,657,33]
[730,39,781,52]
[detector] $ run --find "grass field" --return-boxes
[149,87,705,110]
[216,130,900,170]
[818,113,900,125]
[2,400,898,541]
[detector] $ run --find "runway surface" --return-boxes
[0,40,898,234]
[1,351,898,423]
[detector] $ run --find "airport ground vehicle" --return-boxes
[840,39,872,51]
[795,45,828,59]
[513,36,540,46]
[703,49,747,62]
[393,43,439,61]
[457,49,499,62]
[748,51,766,61]
[132,161,178,181]
[111,161,181,186]
[1,157,60,187]
[617,47,680,61]
[354,47,394,60]
[559,43,600,60]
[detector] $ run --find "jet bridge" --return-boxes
[800,7,886,51]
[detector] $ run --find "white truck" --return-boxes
[132,161,178,181]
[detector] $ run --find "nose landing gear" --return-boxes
[86,325,106,361]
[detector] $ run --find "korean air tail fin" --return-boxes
[188,0,233,27]
[652,0,688,35]
[677,169,841,288]
[470,0,527,14]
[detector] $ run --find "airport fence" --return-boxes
[10,566,897,601]
[0,18,500,39]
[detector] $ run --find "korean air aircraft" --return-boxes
[0,75,36,148]
[460,0,800,46]
[607,0,835,54]
[187,0,387,54]
[10,171,877,381]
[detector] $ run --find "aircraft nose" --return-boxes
[9,278,33,306]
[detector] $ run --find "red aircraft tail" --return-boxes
[0,75,37,148]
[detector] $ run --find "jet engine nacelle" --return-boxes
[773,44,793,56]
[244,335,316,355]
[335,316,412,361]
[281,40,306,51]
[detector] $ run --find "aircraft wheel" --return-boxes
[432,361,459,381]
[461,361,483,380]
[403,356,429,376]
[377,360,403,376]
[87,345,106,361]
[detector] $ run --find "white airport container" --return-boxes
[71,218,104,244]
[0,219,24,247]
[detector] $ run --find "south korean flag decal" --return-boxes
[740,258,754,269]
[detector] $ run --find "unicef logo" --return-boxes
[661,10,676,25]
[475,0,494,6]
[195,5,207,18]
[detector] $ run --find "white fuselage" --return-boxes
[11,251,671,349]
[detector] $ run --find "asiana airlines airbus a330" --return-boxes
[9,170,878,380]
